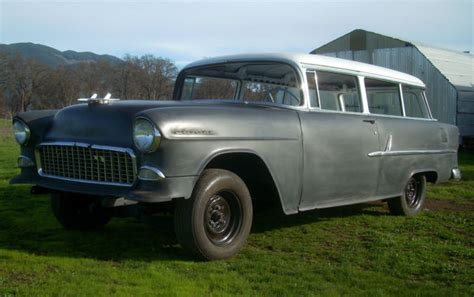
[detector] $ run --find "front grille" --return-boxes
[38,143,136,186]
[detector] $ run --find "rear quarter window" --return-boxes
[402,85,430,118]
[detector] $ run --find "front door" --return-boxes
[298,111,381,210]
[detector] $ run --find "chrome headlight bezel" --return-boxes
[133,117,161,153]
[12,119,31,146]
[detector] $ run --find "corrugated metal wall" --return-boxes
[320,47,458,126]
[457,90,474,136]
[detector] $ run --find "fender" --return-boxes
[195,147,290,213]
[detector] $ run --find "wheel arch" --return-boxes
[408,169,438,184]
[198,149,284,212]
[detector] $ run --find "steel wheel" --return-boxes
[174,169,253,260]
[388,174,426,216]
[405,177,422,208]
[204,191,243,246]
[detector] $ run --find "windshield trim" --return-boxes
[173,60,305,108]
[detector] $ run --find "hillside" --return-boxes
[0,42,122,67]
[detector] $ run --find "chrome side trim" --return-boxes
[167,136,298,141]
[368,149,457,157]
[37,142,137,187]
[384,135,393,152]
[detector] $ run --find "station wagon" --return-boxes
[11,53,461,260]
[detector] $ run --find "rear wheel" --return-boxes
[174,169,253,260]
[51,192,112,229]
[388,175,426,216]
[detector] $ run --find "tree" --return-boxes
[0,54,49,116]
[136,55,178,100]
[0,52,179,117]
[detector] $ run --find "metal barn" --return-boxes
[311,29,474,141]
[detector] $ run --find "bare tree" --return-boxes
[1,55,49,115]
[0,52,179,116]
[136,55,178,100]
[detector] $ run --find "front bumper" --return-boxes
[10,167,197,203]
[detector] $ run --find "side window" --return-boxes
[365,78,403,116]
[181,77,195,100]
[306,71,318,107]
[242,82,301,106]
[316,71,362,112]
[403,85,430,118]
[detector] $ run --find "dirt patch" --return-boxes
[424,199,474,212]
[368,199,474,213]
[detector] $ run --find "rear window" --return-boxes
[402,85,430,118]
[366,78,403,116]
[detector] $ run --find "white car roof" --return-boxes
[183,52,425,88]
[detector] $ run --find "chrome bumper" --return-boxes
[451,168,461,181]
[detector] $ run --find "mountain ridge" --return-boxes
[0,42,122,67]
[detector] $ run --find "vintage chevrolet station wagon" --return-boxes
[11,53,461,260]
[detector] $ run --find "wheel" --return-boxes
[174,169,253,260]
[51,192,112,229]
[387,175,426,216]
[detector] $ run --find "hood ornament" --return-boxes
[78,93,120,105]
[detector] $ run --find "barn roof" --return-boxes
[312,29,474,91]
[413,44,473,90]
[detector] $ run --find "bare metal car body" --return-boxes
[11,53,460,258]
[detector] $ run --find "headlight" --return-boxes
[133,118,161,153]
[13,120,30,145]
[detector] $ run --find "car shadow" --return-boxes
[0,209,192,262]
[0,195,389,262]
[251,201,389,234]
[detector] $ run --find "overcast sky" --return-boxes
[0,0,472,68]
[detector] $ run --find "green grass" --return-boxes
[0,119,473,296]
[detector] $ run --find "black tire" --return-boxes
[51,192,112,229]
[174,169,253,260]
[388,175,426,216]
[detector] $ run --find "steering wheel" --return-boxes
[265,87,300,105]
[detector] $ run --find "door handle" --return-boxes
[363,119,376,124]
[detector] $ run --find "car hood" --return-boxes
[43,100,291,147]
[44,100,179,147]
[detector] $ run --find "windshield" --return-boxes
[179,62,302,106]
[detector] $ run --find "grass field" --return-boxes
[0,119,473,296]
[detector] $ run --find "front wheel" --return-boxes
[387,175,426,216]
[174,169,253,260]
[51,192,112,229]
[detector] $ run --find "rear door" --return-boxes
[364,80,449,197]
